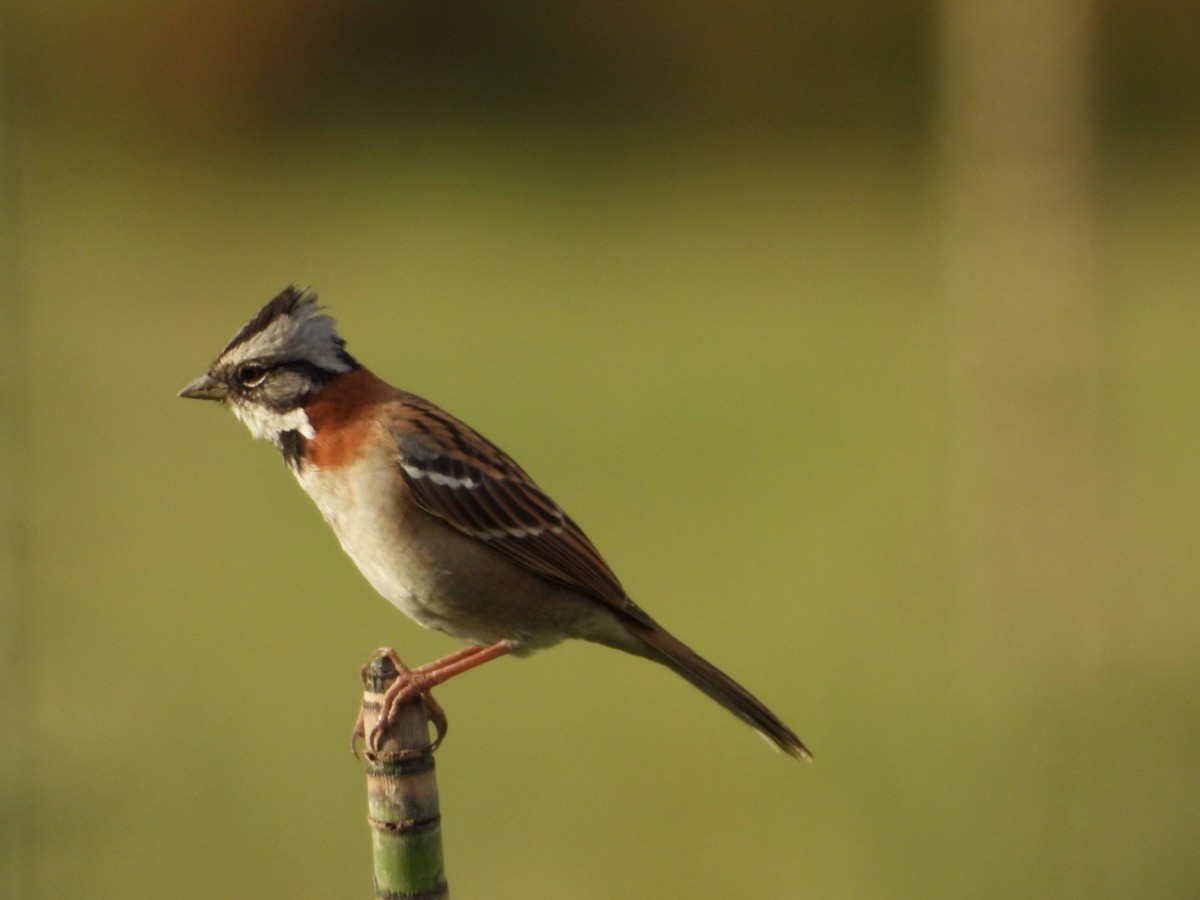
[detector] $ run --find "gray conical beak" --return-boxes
[178,373,228,401]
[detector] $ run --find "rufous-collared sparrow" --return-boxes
[180,286,810,760]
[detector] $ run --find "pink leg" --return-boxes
[368,641,516,752]
[411,643,492,675]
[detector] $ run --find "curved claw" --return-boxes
[349,707,367,759]
[423,691,448,751]
[363,665,447,755]
[363,690,448,752]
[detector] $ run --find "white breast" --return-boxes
[293,457,439,628]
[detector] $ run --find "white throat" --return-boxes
[232,403,315,443]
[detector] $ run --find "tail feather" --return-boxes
[626,620,812,761]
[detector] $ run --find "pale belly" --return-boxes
[296,460,445,629]
[292,455,631,655]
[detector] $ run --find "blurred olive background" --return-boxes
[1,2,1197,898]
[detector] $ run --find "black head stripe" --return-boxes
[220,285,312,357]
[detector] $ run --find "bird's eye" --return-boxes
[237,364,268,387]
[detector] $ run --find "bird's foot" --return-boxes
[352,641,516,756]
[351,649,448,758]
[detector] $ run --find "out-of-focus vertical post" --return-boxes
[938,1,1103,884]
[939,0,1103,673]
[0,3,30,896]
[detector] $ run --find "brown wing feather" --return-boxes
[392,395,649,623]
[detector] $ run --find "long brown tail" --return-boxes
[625,620,812,761]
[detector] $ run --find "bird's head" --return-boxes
[178,285,357,442]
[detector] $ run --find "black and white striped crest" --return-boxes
[216,285,354,375]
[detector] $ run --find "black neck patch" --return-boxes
[277,429,308,469]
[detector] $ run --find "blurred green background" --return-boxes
[1,2,1197,898]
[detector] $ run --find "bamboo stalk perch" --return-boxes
[361,651,449,900]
